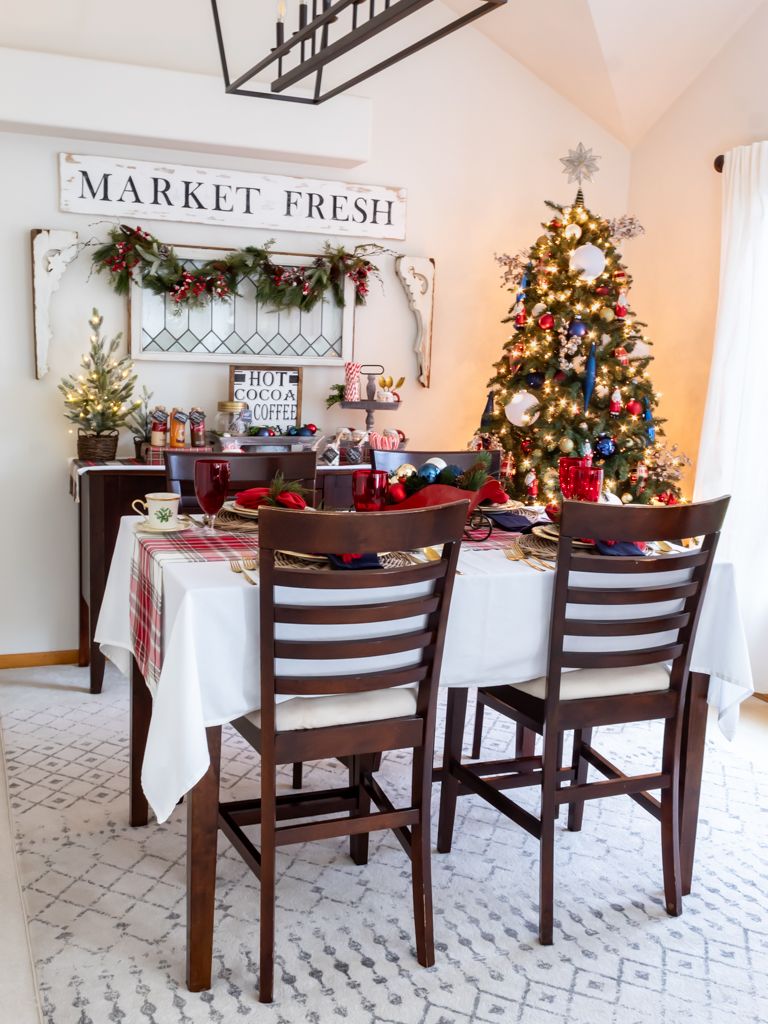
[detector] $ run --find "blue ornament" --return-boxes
[644,398,655,443]
[443,464,464,479]
[568,318,588,338]
[287,425,298,435]
[256,428,271,437]
[595,434,616,458]
[296,426,313,436]
[582,342,596,410]
[526,371,545,390]
[520,272,528,290]
[480,390,496,431]
[417,463,441,484]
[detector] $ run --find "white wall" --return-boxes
[628,1,768,490]
[0,6,629,655]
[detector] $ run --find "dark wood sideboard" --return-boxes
[78,465,359,693]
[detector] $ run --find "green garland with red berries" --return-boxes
[92,224,383,313]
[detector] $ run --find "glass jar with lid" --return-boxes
[213,401,248,437]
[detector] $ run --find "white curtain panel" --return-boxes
[695,141,768,693]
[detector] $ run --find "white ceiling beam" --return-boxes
[0,47,372,168]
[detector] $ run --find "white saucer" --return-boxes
[134,521,194,535]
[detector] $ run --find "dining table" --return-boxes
[95,511,754,991]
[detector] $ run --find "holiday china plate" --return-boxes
[532,524,594,548]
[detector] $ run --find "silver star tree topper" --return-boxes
[560,143,601,185]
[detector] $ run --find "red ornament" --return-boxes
[509,342,525,375]
[268,429,276,436]
[609,388,623,418]
[554,370,566,382]
[305,424,318,434]
[514,309,527,327]
[538,312,554,331]
[626,398,643,417]
[615,305,628,319]
[613,347,629,365]
[613,270,628,286]
[525,469,538,497]
[545,502,561,523]
[595,286,610,296]
[521,438,533,453]
[388,482,407,504]
[501,452,516,478]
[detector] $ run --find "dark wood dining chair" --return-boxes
[208,500,467,1002]
[164,450,317,513]
[371,450,502,478]
[436,495,730,945]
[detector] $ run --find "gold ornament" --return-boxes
[394,463,417,481]
[621,492,633,504]
[558,437,575,453]
[600,307,616,321]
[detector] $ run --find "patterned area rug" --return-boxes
[2,675,767,1024]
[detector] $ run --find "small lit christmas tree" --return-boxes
[479,146,688,505]
[59,309,139,435]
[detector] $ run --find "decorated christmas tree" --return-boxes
[478,145,688,506]
[59,309,138,435]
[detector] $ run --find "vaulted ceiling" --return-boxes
[0,0,764,146]
[442,0,765,144]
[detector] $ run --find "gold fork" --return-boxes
[504,547,545,572]
[422,547,464,574]
[241,557,259,573]
[229,559,257,585]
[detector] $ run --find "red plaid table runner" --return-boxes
[463,531,524,552]
[130,527,259,691]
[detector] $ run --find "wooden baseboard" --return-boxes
[0,650,79,670]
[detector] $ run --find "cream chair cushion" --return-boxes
[245,685,418,732]
[512,662,671,701]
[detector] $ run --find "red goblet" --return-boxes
[559,456,592,498]
[352,470,388,512]
[194,459,231,526]
[570,466,604,503]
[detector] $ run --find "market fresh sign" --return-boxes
[59,153,406,241]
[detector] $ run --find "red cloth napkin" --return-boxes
[235,488,307,510]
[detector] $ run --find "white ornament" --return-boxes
[564,223,582,240]
[572,356,586,374]
[531,302,546,317]
[424,457,447,470]
[596,384,610,399]
[504,390,540,426]
[569,243,606,281]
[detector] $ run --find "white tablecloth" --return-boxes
[96,516,754,822]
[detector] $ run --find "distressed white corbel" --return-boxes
[395,256,435,388]
[31,228,79,379]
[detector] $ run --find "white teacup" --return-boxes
[132,492,181,531]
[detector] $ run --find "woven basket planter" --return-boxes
[77,429,119,461]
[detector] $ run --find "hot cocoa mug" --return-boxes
[132,492,181,531]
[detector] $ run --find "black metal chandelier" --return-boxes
[210,0,506,105]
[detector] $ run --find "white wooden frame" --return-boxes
[128,245,355,366]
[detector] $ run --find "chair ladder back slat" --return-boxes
[273,560,447,590]
[274,594,441,624]
[563,612,690,637]
[560,643,685,671]
[569,551,709,573]
[275,664,430,695]
[566,581,700,605]
[273,628,436,661]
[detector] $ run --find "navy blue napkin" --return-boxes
[326,553,383,570]
[593,540,647,557]
[485,511,533,532]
